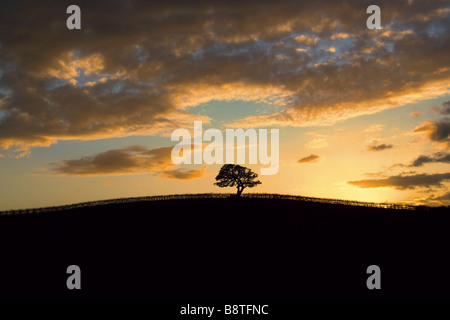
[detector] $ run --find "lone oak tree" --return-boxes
[214,164,261,197]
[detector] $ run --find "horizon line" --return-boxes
[0,192,425,215]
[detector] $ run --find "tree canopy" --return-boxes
[214,164,261,196]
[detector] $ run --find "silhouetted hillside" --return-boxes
[0,195,449,299]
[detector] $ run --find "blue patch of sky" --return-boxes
[133,46,149,62]
[45,78,70,91]
[426,22,448,37]
[0,68,9,96]
[0,86,11,96]
[200,42,227,56]
[124,86,141,95]
[190,39,272,61]
[191,48,205,60]
[385,19,398,30]
[71,49,82,59]
[226,45,250,57]
[45,68,107,90]
[252,40,273,56]
[384,42,394,53]
[0,87,9,95]
[332,37,353,51]
[73,69,94,86]
[306,42,331,66]
[329,37,354,66]
[287,31,347,68]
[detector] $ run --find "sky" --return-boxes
[0,0,449,210]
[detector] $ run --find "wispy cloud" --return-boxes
[298,154,320,163]
[161,165,207,180]
[410,151,450,167]
[49,145,206,180]
[431,100,450,115]
[368,142,394,152]
[414,117,450,148]
[348,173,450,190]
[306,137,328,149]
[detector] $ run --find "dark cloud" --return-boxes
[434,101,450,114]
[50,145,206,179]
[410,151,450,167]
[433,191,450,201]
[368,142,394,151]
[423,191,450,206]
[414,117,450,147]
[52,146,173,175]
[298,154,320,163]
[442,101,450,114]
[1,0,450,152]
[348,173,450,190]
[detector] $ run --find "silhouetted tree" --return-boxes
[214,164,261,197]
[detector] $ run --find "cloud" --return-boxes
[422,191,450,206]
[52,146,173,175]
[50,145,206,180]
[432,100,450,114]
[410,151,450,167]
[298,154,320,163]
[368,142,394,151]
[294,35,318,46]
[348,173,450,190]
[306,137,328,149]
[44,52,104,82]
[1,0,450,153]
[161,165,207,180]
[409,112,421,117]
[432,191,450,201]
[414,117,450,147]
[330,32,350,40]
[441,101,450,114]
[295,48,309,54]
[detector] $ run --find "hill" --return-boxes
[0,194,449,299]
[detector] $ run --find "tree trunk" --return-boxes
[236,187,244,197]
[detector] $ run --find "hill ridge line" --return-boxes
[0,193,417,216]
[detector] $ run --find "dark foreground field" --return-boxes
[0,196,449,299]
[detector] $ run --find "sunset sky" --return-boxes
[0,0,449,210]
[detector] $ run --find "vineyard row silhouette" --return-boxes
[0,193,422,216]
